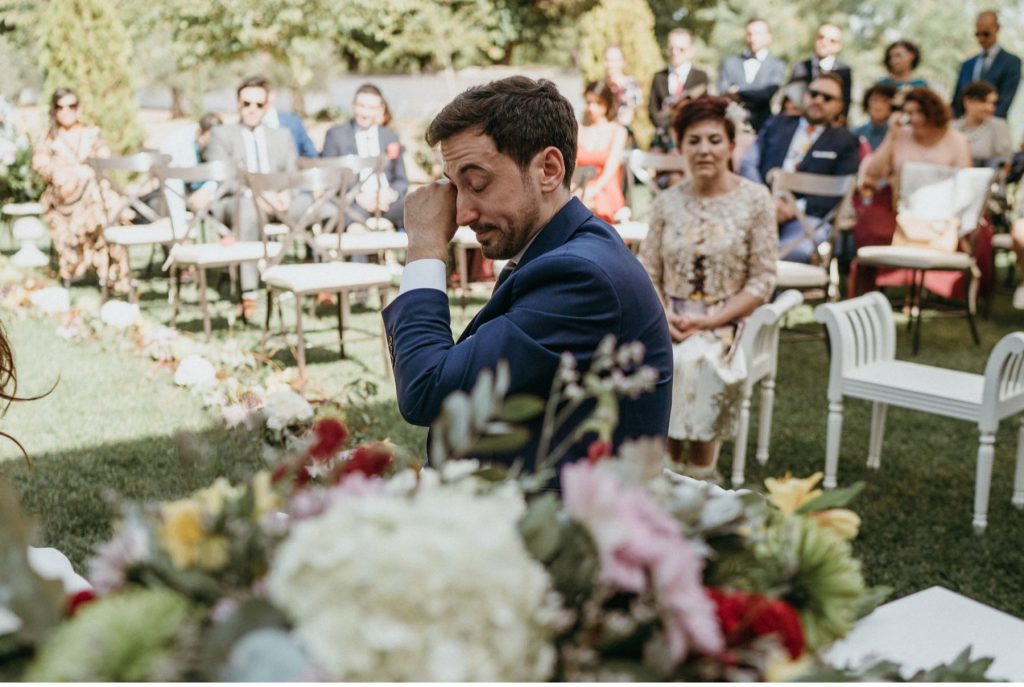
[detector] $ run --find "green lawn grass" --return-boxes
[1,256,1023,620]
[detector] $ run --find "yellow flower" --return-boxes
[765,652,814,682]
[811,508,861,540]
[159,500,205,569]
[764,472,824,515]
[251,470,283,519]
[192,477,242,516]
[159,499,231,571]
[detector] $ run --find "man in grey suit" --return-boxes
[718,18,787,131]
[321,83,408,230]
[206,75,299,311]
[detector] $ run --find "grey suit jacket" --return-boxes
[718,52,787,130]
[206,123,298,186]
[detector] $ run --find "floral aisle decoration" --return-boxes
[0,337,994,681]
[0,116,42,207]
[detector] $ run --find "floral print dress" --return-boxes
[641,176,777,441]
[32,126,132,292]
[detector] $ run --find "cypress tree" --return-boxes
[37,0,144,153]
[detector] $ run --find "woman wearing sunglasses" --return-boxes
[31,87,131,292]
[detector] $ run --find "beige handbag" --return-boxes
[892,214,961,253]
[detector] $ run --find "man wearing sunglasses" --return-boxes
[786,23,853,119]
[206,75,300,314]
[951,10,1020,119]
[740,72,859,263]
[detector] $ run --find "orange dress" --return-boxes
[577,136,625,223]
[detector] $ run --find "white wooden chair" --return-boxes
[854,163,995,354]
[614,149,688,249]
[158,161,283,339]
[815,291,1024,533]
[248,168,394,378]
[729,289,804,486]
[771,170,857,303]
[89,152,172,301]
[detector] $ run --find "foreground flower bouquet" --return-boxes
[0,338,990,681]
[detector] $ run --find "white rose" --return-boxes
[174,355,217,388]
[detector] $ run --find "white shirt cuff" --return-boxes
[398,258,447,296]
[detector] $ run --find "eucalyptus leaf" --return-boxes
[470,427,530,454]
[854,584,893,620]
[498,395,546,423]
[796,481,866,514]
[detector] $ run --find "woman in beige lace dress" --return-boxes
[641,96,777,479]
[31,87,131,292]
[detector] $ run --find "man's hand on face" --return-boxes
[404,180,458,262]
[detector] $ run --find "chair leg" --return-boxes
[337,290,347,359]
[973,431,996,534]
[824,399,844,489]
[294,294,306,377]
[731,389,753,487]
[260,289,274,354]
[912,270,925,355]
[170,267,180,329]
[867,402,888,469]
[197,268,211,341]
[1013,417,1024,509]
[379,286,392,379]
[755,377,776,465]
[966,268,981,346]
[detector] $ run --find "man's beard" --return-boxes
[478,192,541,260]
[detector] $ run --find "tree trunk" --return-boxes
[170,86,186,119]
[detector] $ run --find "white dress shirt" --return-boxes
[782,118,825,172]
[743,49,768,84]
[668,63,692,95]
[974,45,1001,80]
[241,125,270,173]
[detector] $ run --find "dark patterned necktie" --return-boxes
[492,260,517,295]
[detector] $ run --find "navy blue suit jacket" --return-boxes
[381,198,673,473]
[952,48,1021,118]
[321,121,409,202]
[277,112,318,158]
[747,115,860,218]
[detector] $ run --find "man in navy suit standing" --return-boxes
[382,76,672,473]
[787,23,853,120]
[952,10,1021,119]
[718,18,787,132]
[322,83,408,230]
[740,73,859,263]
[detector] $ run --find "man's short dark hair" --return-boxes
[862,83,898,112]
[354,83,384,101]
[198,112,223,133]
[426,76,577,189]
[811,71,847,102]
[963,80,998,103]
[237,75,271,98]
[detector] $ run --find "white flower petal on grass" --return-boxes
[98,300,139,329]
[29,287,70,314]
[174,355,217,388]
[262,390,314,431]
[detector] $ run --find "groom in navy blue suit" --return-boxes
[381,76,672,473]
[951,10,1021,119]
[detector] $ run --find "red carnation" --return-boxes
[586,440,613,464]
[339,443,393,480]
[310,418,348,461]
[709,588,805,659]
[66,589,97,616]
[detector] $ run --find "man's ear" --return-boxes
[535,146,566,193]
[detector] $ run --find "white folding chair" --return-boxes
[615,149,689,249]
[88,151,172,301]
[854,163,995,354]
[729,289,804,486]
[771,170,856,303]
[157,161,278,339]
[248,168,394,378]
[815,291,1024,533]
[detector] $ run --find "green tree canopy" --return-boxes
[37,0,144,153]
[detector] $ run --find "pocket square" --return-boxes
[811,150,838,159]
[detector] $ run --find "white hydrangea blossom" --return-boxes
[174,355,217,389]
[262,390,314,431]
[267,484,558,681]
[98,300,139,329]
